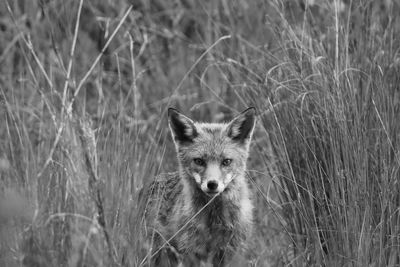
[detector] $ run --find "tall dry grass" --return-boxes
[0,0,399,266]
[262,1,400,266]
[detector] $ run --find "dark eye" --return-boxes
[193,158,206,166]
[221,159,232,167]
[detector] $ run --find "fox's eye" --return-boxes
[221,159,232,167]
[193,158,206,166]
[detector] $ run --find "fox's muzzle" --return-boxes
[196,163,231,195]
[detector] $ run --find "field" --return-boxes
[1,0,400,266]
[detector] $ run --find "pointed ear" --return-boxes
[168,108,198,144]
[226,107,256,143]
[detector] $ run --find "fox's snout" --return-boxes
[206,180,218,191]
[201,178,224,196]
[192,163,232,196]
[202,178,222,195]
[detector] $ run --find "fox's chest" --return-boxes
[175,203,247,250]
[175,217,236,257]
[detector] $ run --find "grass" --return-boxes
[1,0,400,266]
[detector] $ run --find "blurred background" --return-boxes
[1,0,400,266]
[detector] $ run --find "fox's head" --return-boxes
[168,107,256,197]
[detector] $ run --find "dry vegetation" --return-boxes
[1,0,400,266]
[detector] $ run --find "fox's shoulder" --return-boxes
[143,172,181,207]
[139,172,182,226]
[150,172,181,193]
[154,171,180,182]
[139,172,180,201]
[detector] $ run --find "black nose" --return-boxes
[207,181,218,191]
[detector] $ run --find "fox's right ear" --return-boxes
[168,108,198,144]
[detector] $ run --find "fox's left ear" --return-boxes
[226,107,256,143]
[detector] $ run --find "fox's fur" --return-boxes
[144,108,256,266]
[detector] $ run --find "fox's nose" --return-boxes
[207,180,218,191]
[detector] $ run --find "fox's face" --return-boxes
[168,108,256,196]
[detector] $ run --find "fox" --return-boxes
[143,107,256,267]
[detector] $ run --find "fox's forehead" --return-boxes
[180,122,247,160]
[194,122,228,133]
[195,122,228,141]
